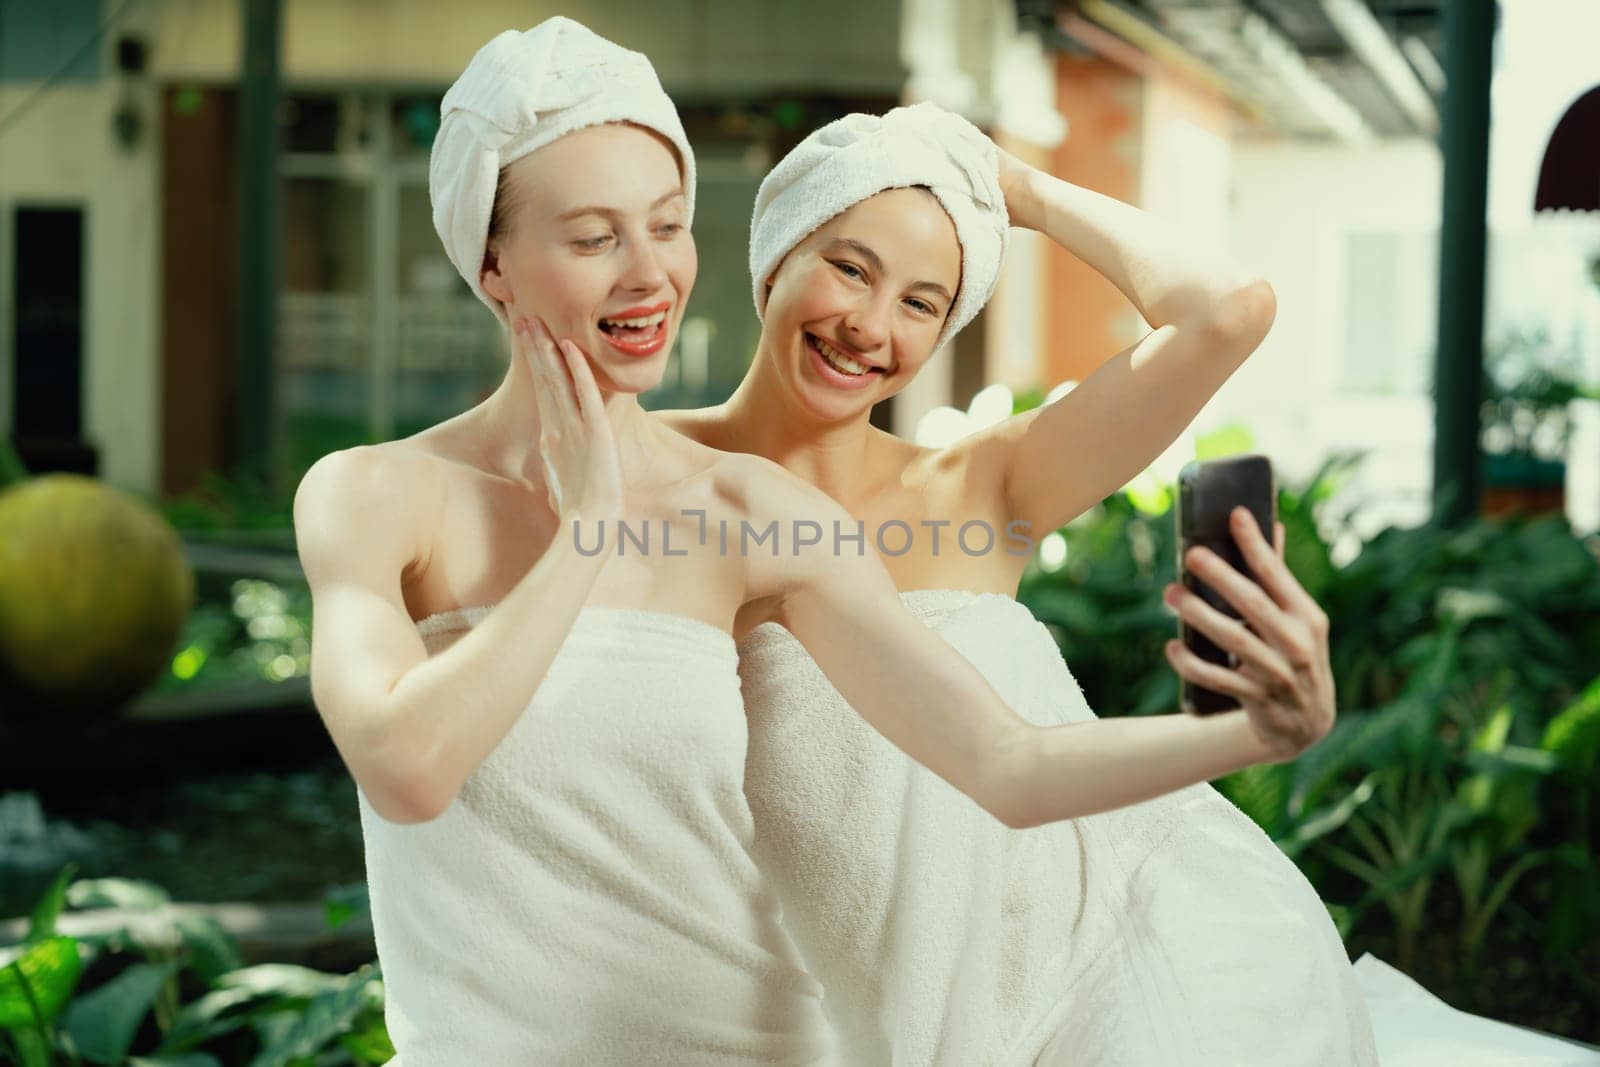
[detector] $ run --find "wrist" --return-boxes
[563,491,622,524]
[555,509,614,565]
[1218,708,1291,768]
[1008,167,1046,232]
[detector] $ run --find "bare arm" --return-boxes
[974,158,1277,535]
[775,555,1278,828]
[741,463,1317,830]
[1004,153,1268,329]
[295,320,620,824]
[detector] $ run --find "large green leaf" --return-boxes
[246,966,382,1067]
[66,879,171,911]
[8,1026,51,1067]
[1023,586,1103,633]
[214,965,346,1001]
[338,1012,395,1065]
[321,884,370,933]
[159,986,263,1052]
[171,914,244,986]
[1215,761,1294,836]
[1281,505,1336,601]
[1542,674,1600,777]
[1351,840,1457,908]
[25,864,79,944]
[60,959,182,1065]
[1537,844,1600,955]
[1278,772,1380,860]
[0,937,84,1028]
[1288,696,1438,817]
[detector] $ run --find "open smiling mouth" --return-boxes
[598,304,670,357]
[805,332,886,381]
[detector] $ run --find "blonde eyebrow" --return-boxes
[554,188,685,223]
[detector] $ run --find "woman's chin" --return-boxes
[795,378,875,423]
[591,355,667,396]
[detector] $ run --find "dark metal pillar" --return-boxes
[1430,1,1497,527]
[237,0,281,487]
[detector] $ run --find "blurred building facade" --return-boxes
[0,0,1068,496]
[1,0,1596,539]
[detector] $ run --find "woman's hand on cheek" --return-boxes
[515,318,624,522]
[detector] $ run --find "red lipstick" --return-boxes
[597,301,672,358]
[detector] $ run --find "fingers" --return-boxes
[560,339,607,424]
[522,318,594,447]
[516,319,559,413]
[1167,583,1300,690]
[1176,544,1310,671]
[1222,508,1324,620]
[524,318,575,396]
[1164,640,1268,706]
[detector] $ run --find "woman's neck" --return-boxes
[719,346,885,506]
[470,344,675,491]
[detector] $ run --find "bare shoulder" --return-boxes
[292,441,442,585]
[651,404,728,450]
[294,440,442,526]
[706,449,844,520]
[708,451,886,615]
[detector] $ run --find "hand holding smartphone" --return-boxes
[1174,454,1277,715]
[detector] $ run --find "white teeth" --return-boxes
[814,336,872,376]
[602,311,667,329]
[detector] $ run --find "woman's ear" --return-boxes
[481,244,511,305]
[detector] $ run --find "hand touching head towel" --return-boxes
[429,16,697,327]
[749,102,1009,353]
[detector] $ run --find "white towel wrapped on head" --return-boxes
[748,101,1010,353]
[428,16,697,328]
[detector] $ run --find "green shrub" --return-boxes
[1,869,388,1067]
[1017,451,1600,1000]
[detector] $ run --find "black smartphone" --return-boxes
[1175,453,1277,715]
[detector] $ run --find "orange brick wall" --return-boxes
[1046,55,1145,387]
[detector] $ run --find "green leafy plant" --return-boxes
[156,472,296,539]
[153,579,312,693]
[1480,320,1591,465]
[0,439,28,491]
[1,869,388,1067]
[1017,450,1600,1025]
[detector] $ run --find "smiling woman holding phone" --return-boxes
[659,105,1377,1065]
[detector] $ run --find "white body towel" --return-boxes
[358,606,837,1065]
[1352,953,1600,1065]
[736,588,1379,1066]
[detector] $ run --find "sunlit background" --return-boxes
[1,1,1597,1062]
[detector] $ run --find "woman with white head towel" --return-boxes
[293,19,1343,1064]
[659,105,1379,1065]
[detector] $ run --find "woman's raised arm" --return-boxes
[969,152,1277,537]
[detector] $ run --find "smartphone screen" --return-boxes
[1175,454,1277,715]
